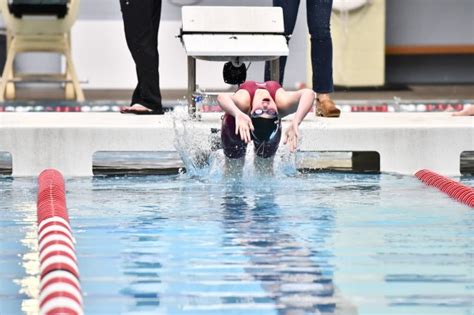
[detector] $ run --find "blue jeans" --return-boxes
[265,0,334,93]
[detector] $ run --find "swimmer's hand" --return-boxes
[235,112,254,143]
[283,121,300,152]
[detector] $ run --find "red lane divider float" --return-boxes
[37,169,83,315]
[415,169,474,208]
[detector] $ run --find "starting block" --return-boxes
[178,6,289,116]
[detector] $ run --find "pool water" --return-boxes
[1,172,473,315]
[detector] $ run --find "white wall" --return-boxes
[72,20,235,90]
[3,0,474,88]
[71,1,308,90]
[68,0,474,86]
[0,0,310,90]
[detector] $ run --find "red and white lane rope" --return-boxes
[37,169,83,315]
[415,169,474,208]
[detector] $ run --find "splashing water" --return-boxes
[172,105,214,177]
[171,105,299,180]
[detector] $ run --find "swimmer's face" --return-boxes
[252,95,278,119]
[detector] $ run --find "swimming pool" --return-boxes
[1,172,473,315]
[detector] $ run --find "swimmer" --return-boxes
[217,80,314,171]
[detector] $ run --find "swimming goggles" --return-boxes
[251,108,278,119]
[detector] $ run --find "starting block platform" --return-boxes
[0,112,472,176]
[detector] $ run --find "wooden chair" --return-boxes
[0,0,84,101]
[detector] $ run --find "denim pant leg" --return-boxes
[264,0,300,84]
[120,0,163,110]
[307,0,334,93]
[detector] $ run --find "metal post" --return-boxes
[269,57,280,83]
[187,56,197,118]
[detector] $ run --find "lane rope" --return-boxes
[37,169,83,315]
[415,169,474,208]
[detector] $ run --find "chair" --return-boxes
[0,0,84,101]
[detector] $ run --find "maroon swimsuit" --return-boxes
[239,81,282,102]
[220,81,283,159]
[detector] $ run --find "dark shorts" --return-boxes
[221,114,281,159]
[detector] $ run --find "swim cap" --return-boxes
[251,117,280,142]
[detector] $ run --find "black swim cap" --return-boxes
[251,117,280,141]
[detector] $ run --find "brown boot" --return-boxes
[316,98,341,118]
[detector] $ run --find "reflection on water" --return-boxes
[220,180,344,314]
[1,173,473,315]
[119,212,167,308]
[0,178,39,315]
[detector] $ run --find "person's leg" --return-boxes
[307,0,340,117]
[120,0,163,114]
[221,114,248,159]
[264,0,301,84]
[221,114,247,176]
[150,0,162,104]
[307,0,333,94]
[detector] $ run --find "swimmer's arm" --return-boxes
[217,91,254,143]
[280,88,315,152]
[297,89,315,123]
[217,90,250,116]
[277,88,314,122]
[286,88,315,125]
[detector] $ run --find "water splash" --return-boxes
[172,105,214,178]
[172,95,301,179]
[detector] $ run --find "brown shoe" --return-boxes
[316,98,341,118]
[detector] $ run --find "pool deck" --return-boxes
[0,111,472,177]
